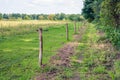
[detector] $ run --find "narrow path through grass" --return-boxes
[70,23,120,80]
[39,23,120,80]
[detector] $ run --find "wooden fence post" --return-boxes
[37,28,43,67]
[79,22,81,31]
[78,23,80,32]
[1,24,4,39]
[66,23,69,41]
[74,21,76,34]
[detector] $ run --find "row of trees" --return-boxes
[0,13,83,21]
[82,0,120,28]
[82,0,120,48]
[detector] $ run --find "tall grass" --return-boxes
[0,20,69,27]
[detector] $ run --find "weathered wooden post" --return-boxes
[79,22,81,31]
[66,23,69,41]
[78,23,80,32]
[0,24,4,39]
[37,28,43,67]
[74,21,76,34]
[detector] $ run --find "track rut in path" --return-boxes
[35,42,79,80]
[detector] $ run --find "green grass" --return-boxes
[0,23,75,80]
[58,23,120,80]
[1,22,119,80]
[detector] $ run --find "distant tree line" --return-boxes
[0,13,83,21]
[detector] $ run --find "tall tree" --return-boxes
[100,0,120,28]
[82,0,95,22]
[3,14,9,19]
[38,15,44,20]
[58,13,66,20]
[0,13,2,20]
[92,0,103,21]
[48,14,55,20]
[68,14,81,21]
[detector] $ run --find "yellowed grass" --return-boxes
[0,20,69,27]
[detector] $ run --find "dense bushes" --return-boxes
[97,25,120,49]
[82,0,120,49]
[104,27,120,48]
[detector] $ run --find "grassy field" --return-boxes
[0,20,119,80]
[0,20,69,27]
[0,21,77,80]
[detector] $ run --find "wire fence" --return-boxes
[0,22,85,67]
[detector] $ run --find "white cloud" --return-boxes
[0,0,83,14]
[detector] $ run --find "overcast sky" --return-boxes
[0,0,83,14]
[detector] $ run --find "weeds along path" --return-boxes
[35,25,87,80]
[70,23,120,80]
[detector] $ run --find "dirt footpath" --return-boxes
[35,42,79,80]
[35,26,86,80]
